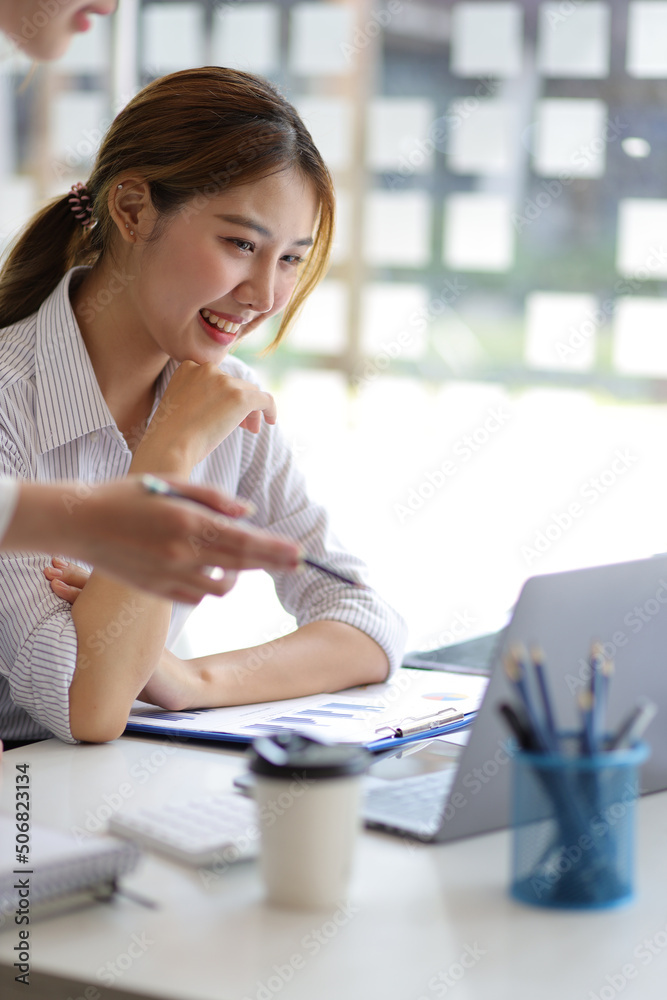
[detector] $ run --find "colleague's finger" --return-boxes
[158,479,250,519]
[195,522,300,569]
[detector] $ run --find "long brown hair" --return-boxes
[0,67,335,347]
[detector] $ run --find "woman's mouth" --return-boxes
[198,309,242,347]
[73,4,115,32]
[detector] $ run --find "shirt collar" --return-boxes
[34,268,117,455]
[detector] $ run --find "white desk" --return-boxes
[2,736,667,1000]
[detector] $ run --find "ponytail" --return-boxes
[0,194,95,327]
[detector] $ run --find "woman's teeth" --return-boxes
[200,309,241,334]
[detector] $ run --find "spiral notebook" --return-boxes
[0,815,141,927]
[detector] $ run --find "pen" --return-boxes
[606,698,657,750]
[141,474,368,590]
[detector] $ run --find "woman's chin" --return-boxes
[20,30,72,61]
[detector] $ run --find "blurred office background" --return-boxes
[2,0,667,655]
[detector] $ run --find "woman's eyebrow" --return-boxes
[215,213,313,247]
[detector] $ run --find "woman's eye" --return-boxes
[282,254,304,265]
[226,238,254,253]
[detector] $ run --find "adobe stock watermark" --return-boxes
[416,941,487,999]
[241,900,359,1000]
[394,404,512,523]
[52,93,136,180]
[404,738,520,845]
[414,611,478,652]
[553,247,667,365]
[527,780,638,902]
[521,448,639,566]
[178,148,262,225]
[225,616,296,685]
[588,919,667,1000]
[546,0,589,29]
[564,577,667,695]
[77,269,136,325]
[352,277,468,387]
[199,772,313,888]
[96,931,154,987]
[70,742,179,843]
[5,0,72,52]
[340,0,404,62]
[513,116,628,233]
[387,79,499,190]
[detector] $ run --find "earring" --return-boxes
[130,230,134,236]
[117,183,123,189]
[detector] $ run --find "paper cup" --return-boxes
[248,734,370,910]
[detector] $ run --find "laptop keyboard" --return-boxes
[364,769,456,839]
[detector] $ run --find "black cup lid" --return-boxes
[248,732,372,779]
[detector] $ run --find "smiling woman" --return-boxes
[0,0,115,59]
[0,67,406,746]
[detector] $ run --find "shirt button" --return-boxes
[90,432,99,443]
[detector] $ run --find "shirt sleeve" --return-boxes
[0,477,20,544]
[0,430,78,743]
[237,419,408,676]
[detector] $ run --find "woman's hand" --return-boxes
[45,564,206,711]
[137,649,199,711]
[136,360,277,473]
[44,559,90,603]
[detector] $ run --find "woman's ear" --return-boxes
[108,178,154,244]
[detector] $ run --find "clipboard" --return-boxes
[124,668,487,752]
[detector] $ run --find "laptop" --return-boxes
[364,554,667,843]
[401,628,505,676]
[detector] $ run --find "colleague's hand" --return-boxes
[136,361,277,472]
[29,476,298,604]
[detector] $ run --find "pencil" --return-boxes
[504,644,555,753]
[530,645,558,749]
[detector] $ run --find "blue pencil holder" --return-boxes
[510,738,649,910]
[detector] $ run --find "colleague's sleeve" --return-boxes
[237,421,408,675]
[0,477,20,544]
[0,432,78,743]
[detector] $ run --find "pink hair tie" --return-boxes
[68,182,94,229]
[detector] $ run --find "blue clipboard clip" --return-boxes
[374,706,465,739]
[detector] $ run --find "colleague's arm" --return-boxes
[1,477,300,604]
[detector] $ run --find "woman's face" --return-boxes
[118,167,319,366]
[0,0,115,60]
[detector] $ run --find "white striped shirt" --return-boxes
[0,269,407,743]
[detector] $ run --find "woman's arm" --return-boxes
[141,622,389,712]
[46,563,390,713]
[57,359,406,740]
[66,361,283,741]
